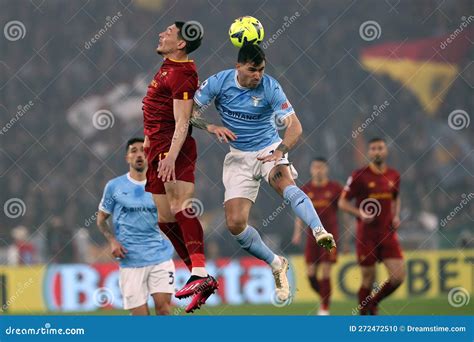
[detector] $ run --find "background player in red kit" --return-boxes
[142,21,218,313]
[292,157,343,315]
[338,138,405,315]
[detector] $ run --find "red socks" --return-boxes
[175,208,206,268]
[358,286,372,314]
[370,281,399,306]
[159,222,192,271]
[319,278,331,310]
[308,275,320,294]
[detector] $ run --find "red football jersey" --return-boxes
[302,180,342,237]
[342,164,400,233]
[142,58,198,139]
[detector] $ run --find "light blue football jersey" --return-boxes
[99,173,173,268]
[194,69,295,151]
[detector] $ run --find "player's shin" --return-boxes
[175,208,207,277]
[233,225,280,269]
[283,185,324,232]
[159,222,192,271]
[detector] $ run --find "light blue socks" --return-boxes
[283,185,324,233]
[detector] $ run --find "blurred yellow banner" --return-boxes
[291,249,474,303]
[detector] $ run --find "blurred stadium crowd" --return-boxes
[0,0,472,264]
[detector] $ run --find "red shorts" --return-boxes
[356,230,403,266]
[304,228,337,264]
[145,136,197,194]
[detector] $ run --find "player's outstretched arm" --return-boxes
[190,103,237,143]
[258,113,302,163]
[97,210,128,259]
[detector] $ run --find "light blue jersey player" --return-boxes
[97,138,175,315]
[192,44,336,305]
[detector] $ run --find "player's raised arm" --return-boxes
[192,75,236,142]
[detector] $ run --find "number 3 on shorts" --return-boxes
[168,271,174,285]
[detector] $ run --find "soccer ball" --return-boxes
[228,16,264,48]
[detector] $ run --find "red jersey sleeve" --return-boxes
[169,68,198,100]
[343,171,361,200]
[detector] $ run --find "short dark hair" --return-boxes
[312,157,327,163]
[175,21,203,54]
[238,44,265,65]
[368,137,386,145]
[126,137,144,152]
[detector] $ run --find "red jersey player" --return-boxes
[338,138,405,315]
[142,21,218,313]
[292,157,343,315]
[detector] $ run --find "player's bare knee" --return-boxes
[155,303,171,315]
[226,216,247,235]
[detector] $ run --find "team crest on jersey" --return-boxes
[308,191,314,198]
[325,191,332,198]
[388,181,395,188]
[251,96,262,106]
[368,181,376,188]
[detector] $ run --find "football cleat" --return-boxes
[185,276,219,313]
[313,228,336,251]
[176,275,212,299]
[272,256,290,302]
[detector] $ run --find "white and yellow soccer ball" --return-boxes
[228,16,264,48]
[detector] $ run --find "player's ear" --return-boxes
[177,39,186,51]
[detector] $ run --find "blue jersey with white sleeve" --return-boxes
[99,173,173,268]
[194,69,295,151]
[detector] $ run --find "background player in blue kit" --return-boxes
[191,44,336,304]
[96,138,175,315]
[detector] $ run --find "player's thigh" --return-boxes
[152,194,175,222]
[268,164,296,195]
[383,258,405,284]
[129,304,150,316]
[224,197,253,235]
[163,180,195,215]
[306,262,317,277]
[151,293,172,315]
